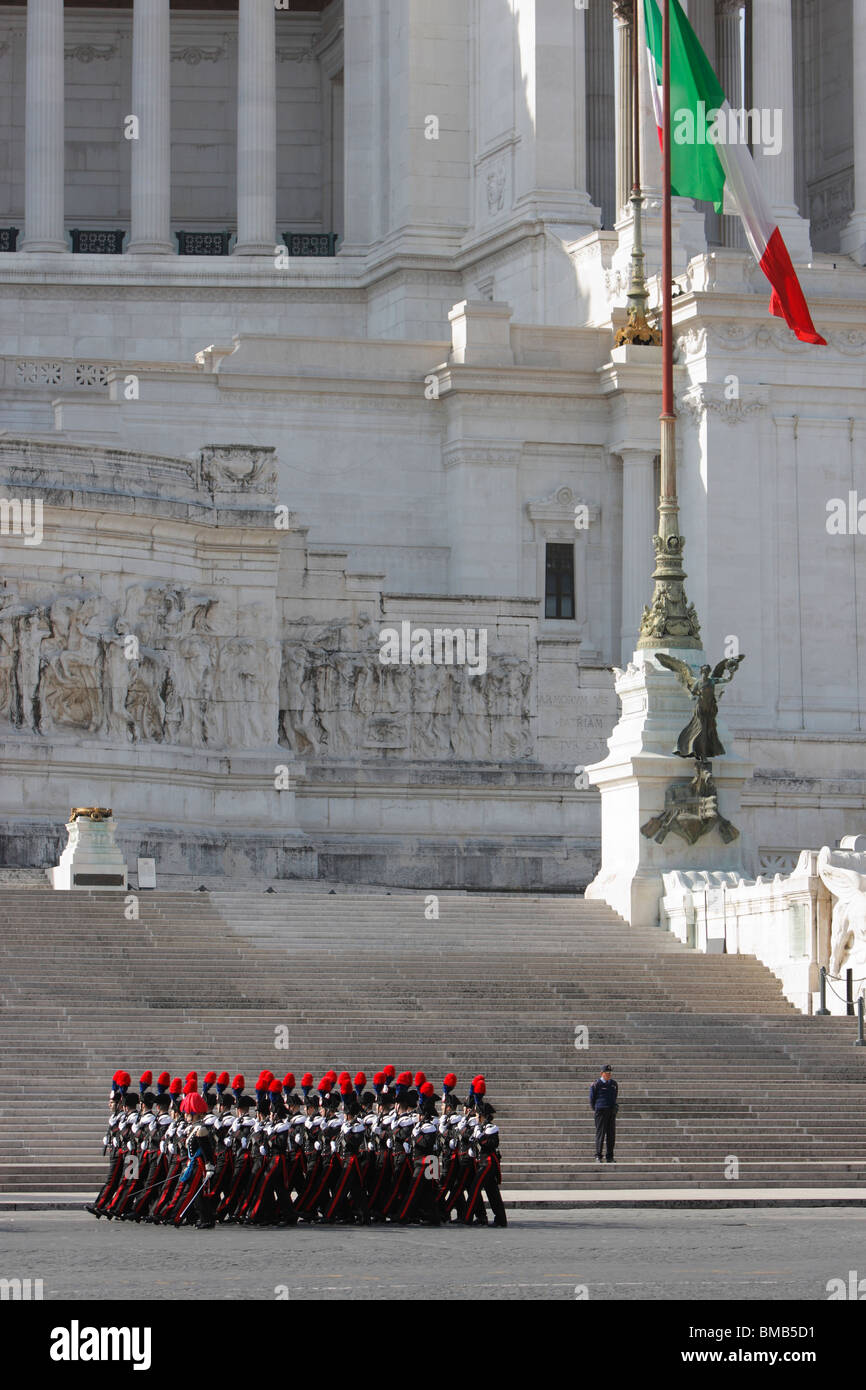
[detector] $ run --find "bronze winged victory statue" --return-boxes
[655,655,745,761]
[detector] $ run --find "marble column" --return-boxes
[234,0,277,255]
[751,0,812,262]
[22,0,66,253]
[620,447,657,662]
[841,0,866,264]
[128,0,173,254]
[715,0,745,248]
[613,1,634,222]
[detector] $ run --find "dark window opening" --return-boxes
[545,543,575,620]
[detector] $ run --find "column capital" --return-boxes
[612,0,634,23]
[614,443,658,464]
[715,0,743,16]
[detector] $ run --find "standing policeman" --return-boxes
[590,1064,618,1164]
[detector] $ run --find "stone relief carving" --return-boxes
[171,41,228,65]
[486,163,506,215]
[0,583,278,751]
[65,43,118,62]
[278,617,534,763]
[199,445,278,496]
[678,387,766,426]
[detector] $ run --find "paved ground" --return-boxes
[2,1208,864,1301]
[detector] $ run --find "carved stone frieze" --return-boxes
[0,582,278,751]
[278,617,534,764]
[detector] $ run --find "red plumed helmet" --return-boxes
[414,1071,426,1088]
[397,1071,413,1086]
[182,1092,208,1116]
[282,1072,296,1090]
[169,1077,182,1095]
[216,1071,230,1088]
[443,1073,457,1091]
[117,1071,131,1088]
[373,1072,383,1087]
[232,1074,245,1092]
[301,1072,314,1088]
[473,1076,486,1097]
[383,1065,396,1080]
[139,1070,152,1087]
[112,1070,123,1085]
[354,1071,366,1089]
[157,1071,171,1088]
[203,1071,217,1087]
[420,1082,435,1097]
[268,1079,282,1094]
[183,1079,196,1095]
[340,1079,352,1096]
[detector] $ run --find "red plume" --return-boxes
[301,1072,314,1088]
[183,1079,196,1096]
[340,1079,352,1096]
[354,1071,367,1089]
[169,1077,182,1095]
[373,1072,383,1087]
[139,1070,152,1087]
[414,1071,426,1088]
[443,1073,457,1090]
[282,1072,296,1090]
[157,1071,171,1088]
[269,1079,282,1094]
[216,1071,230,1088]
[383,1065,396,1080]
[473,1076,486,1097]
[232,1074,245,1092]
[203,1071,217,1087]
[117,1071,131,1088]
[420,1082,435,1097]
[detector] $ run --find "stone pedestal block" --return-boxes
[50,812,128,891]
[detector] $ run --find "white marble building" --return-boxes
[0,0,864,888]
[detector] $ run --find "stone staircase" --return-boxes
[1,887,864,1193]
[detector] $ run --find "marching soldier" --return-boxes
[87,1063,506,1231]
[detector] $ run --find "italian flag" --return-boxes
[643,0,826,346]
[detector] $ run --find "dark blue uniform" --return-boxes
[590,1075,618,1162]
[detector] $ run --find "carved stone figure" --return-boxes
[817,846,866,990]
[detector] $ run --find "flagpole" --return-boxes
[637,0,700,651]
[617,0,659,347]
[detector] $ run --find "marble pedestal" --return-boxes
[584,648,754,927]
[50,813,128,890]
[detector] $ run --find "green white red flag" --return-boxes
[643,0,826,346]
